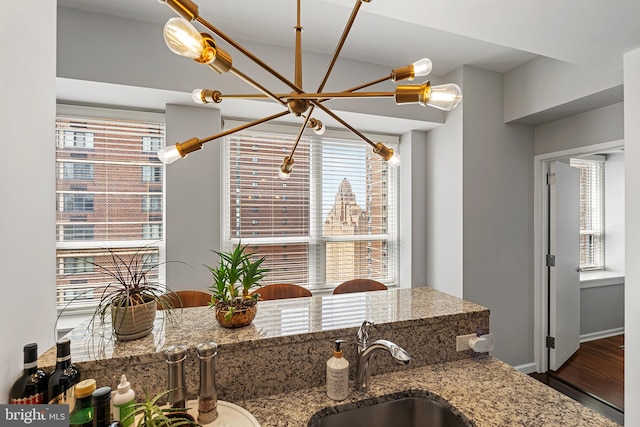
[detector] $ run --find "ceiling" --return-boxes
[58,0,640,74]
[56,0,640,130]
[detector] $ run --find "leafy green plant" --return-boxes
[121,389,198,427]
[205,243,268,321]
[56,246,185,340]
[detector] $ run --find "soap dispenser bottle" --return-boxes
[326,340,349,401]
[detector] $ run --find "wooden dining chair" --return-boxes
[251,284,312,301]
[332,279,388,295]
[161,290,212,309]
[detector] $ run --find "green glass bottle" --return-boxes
[69,379,96,427]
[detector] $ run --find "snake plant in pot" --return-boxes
[205,243,268,328]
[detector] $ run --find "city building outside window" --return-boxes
[570,157,605,271]
[55,106,166,312]
[223,123,399,292]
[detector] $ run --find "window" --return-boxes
[56,107,165,311]
[223,124,398,292]
[570,157,605,271]
[142,136,162,153]
[142,195,162,212]
[62,193,94,212]
[62,163,94,180]
[63,130,94,149]
[142,165,163,182]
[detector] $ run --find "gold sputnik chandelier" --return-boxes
[157,0,462,177]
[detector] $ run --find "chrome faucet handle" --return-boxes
[357,319,376,351]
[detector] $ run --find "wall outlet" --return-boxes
[456,334,477,352]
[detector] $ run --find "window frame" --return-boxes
[221,120,400,293]
[55,105,167,315]
[570,156,605,271]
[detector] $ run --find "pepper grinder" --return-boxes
[196,341,219,424]
[164,345,188,409]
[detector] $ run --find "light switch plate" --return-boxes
[456,334,477,351]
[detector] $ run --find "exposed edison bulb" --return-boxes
[426,83,462,111]
[163,17,211,62]
[192,89,205,104]
[279,156,294,179]
[157,144,183,164]
[308,118,326,135]
[387,152,401,167]
[411,58,432,78]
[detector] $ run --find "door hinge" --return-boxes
[546,254,556,267]
[546,336,556,349]
[547,173,556,185]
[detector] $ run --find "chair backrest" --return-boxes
[332,279,388,295]
[251,284,312,301]
[161,290,212,309]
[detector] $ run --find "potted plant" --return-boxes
[58,247,182,341]
[121,389,198,427]
[205,243,268,328]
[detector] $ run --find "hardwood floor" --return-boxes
[529,335,624,425]
[551,335,624,411]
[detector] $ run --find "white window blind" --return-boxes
[55,107,166,311]
[223,122,398,292]
[570,157,605,271]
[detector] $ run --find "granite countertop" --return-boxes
[239,356,620,427]
[41,287,487,368]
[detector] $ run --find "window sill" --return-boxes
[579,270,625,289]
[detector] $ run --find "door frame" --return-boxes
[533,139,623,373]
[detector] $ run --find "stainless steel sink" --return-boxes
[308,396,470,427]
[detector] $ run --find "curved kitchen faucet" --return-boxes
[356,319,411,392]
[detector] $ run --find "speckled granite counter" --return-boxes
[240,356,619,426]
[40,287,489,401]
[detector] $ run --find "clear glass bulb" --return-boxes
[192,89,205,104]
[313,122,325,135]
[163,17,205,60]
[278,168,291,179]
[387,152,401,167]
[412,58,432,77]
[426,83,462,111]
[157,145,183,164]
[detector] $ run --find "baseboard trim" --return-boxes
[580,327,624,343]
[513,362,537,374]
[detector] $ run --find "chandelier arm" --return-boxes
[195,16,303,94]
[198,110,291,145]
[287,108,314,162]
[316,0,366,93]
[311,102,376,149]
[295,0,303,89]
[227,66,288,107]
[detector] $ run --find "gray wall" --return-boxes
[534,103,624,155]
[605,152,625,273]
[459,66,535,365]
[165,105,223,290]
[425,68,465,298]
[624,47,640,418]
[580,284,624,336]
[1,1,57,400]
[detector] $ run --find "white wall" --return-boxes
[605,152,625,273]
[460,66,535,366]
[0,1,57,398]
[624,47,640,422]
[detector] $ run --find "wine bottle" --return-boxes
[8,343,48,404]
[48,337,80,411]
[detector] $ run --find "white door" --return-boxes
[548,161,581,371]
